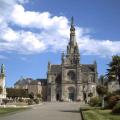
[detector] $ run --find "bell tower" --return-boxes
[62,17,80,65]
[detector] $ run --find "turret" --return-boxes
[48,61,51,71]
[61,52,65,64]
[1,64,5,78]
[94,60,97,72]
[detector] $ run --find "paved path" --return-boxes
[1,102,82,120]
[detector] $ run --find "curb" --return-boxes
[80,108,84,120]
[0,103,43,108]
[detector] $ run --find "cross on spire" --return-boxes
[71,16,74,27]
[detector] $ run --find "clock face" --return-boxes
[67,71,76,81]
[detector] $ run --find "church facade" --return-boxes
[47,18,98,102]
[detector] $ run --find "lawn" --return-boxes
[82,107,120,120]
[0,107,28,117]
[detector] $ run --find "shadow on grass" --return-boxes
[60,110,80,113]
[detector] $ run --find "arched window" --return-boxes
[67,71,76,81]
[55,74,61,85]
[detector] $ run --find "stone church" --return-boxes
[47,18,98,102]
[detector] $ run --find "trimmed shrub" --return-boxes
[89,97,101,107]
[112,101,120,114]
[108,95,120,108]
[34,99,39,104]
[27,99,34,105]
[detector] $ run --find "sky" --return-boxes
[0,0,120,87]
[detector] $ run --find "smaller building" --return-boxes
[14,78,47,100]
[0,64,6,104]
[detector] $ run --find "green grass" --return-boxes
[82,108,120,120]
[0,107,28,117]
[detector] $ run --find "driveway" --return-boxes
[1,102,82,120]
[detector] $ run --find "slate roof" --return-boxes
[14,78,33,86]
[81,64,95,72]
[14,78,47,86]
[36,79,47,85]
[50,64,95,73]
[50,65,61,73]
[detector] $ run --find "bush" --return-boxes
[108,95,120,108]
[18,98,24,102]
[89,97,101,107]
[27,99,34,105]
[34,99,39,104]
[112,101,120,114]
[2,99,8,105]
[29,92,34,99]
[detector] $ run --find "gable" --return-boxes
[81,64,95,72]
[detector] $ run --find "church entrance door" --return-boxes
[69,93,74,101]
[68,87,75,101]
[55,74,61,101]
[56,93,60,101]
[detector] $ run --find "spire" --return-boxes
[62,17,80,65]
[1,64,5,78]
[69,16,76,49]
[1,64,5,74]
[71,16,74,27]
[70,16,75,33]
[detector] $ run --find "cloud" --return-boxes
[0,55,7,59]
[0,0,120,57]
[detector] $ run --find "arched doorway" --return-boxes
[68,87,75,101]
[55,74,61,101]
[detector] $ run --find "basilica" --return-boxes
[47,18,98,102]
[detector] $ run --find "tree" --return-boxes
[96,85,107,109]
[107,55,120,88]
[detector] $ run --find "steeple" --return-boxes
[70,16,76,46]
[62,17,80,65]
[1,64,5,74]
[1,64,5,78]
[67,17,79,55]
[70,16,75,32]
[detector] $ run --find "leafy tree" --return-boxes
[96,85,107,108]
[107,55,120,87]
